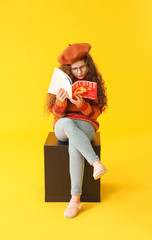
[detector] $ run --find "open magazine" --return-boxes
[48,67,97,100]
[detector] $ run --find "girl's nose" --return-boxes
[77,68,82,74]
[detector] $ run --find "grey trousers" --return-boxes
[54,118,100,195]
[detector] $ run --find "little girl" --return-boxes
[45,43,108,218]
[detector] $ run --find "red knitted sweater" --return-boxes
[50,97,102,132]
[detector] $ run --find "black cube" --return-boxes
[44,132,101,202]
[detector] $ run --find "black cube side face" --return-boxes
[44,132,101,202]
[44,145,71,202]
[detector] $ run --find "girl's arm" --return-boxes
[50,88,68,118]
[77,100,102,120]
[69,95,102,120]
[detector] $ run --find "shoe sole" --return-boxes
[64,212,78,218]
[94,169,108,180]
[64,209,81,219]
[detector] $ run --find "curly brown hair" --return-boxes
[44,53,108,114]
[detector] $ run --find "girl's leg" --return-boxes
[54,118,100,197]
[54,118,99,165]
[68,141,85,196]
[54,118,107,218]
[68,119,96,197]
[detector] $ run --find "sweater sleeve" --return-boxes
[77,100,102,120]
[50,98,68,118]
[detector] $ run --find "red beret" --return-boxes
[58,43,91,64]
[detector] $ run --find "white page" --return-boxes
[48,68,72,98]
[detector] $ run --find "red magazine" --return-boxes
[48,68,97,100]
[72,80,97,100]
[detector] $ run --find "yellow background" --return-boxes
[0,0,152,239]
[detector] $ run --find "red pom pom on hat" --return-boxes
[58,43,91,64]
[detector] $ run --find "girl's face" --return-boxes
[71,60,88,80]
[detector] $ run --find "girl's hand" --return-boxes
[56,88,69,102]
[68,95,84,108]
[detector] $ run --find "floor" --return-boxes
[0,131,152,240]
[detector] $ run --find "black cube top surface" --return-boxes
[44,132,100,147]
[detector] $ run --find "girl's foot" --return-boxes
[93,161,108,180]
[64,199,81,218]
